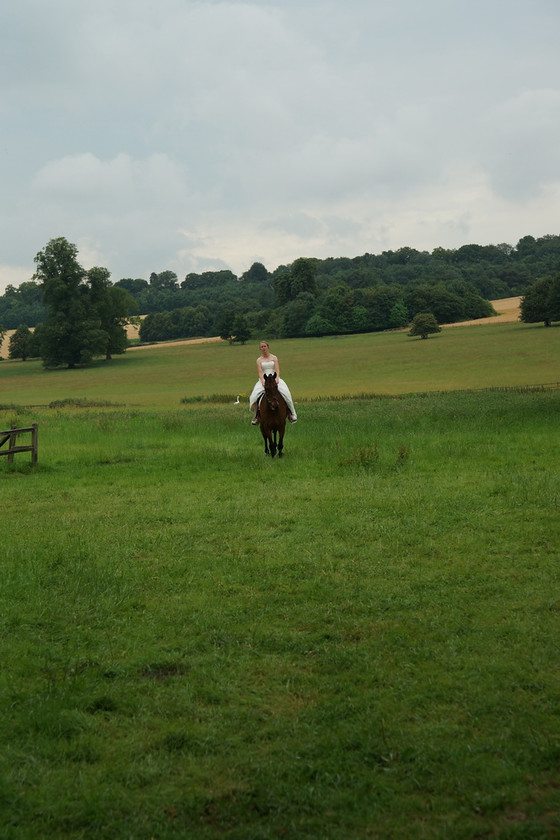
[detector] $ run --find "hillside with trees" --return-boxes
[132,234,560,342]
[1,234,559,361]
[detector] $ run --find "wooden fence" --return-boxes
[0,424,38,466]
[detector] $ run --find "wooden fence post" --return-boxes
[31,423,38,466]
[8,426,16,465]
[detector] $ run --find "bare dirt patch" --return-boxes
[127,334,224,351]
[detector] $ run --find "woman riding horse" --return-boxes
[249,341,297,425]
[258,372,287,457]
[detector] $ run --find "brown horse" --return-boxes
[259,372,287,457]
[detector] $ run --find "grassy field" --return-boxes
[0,321,559,409]
[1,324,559,839]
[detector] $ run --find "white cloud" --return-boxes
[1,0,559,294]
[480,88,560,199]
[0,265,33,292]
[31,153,190,208]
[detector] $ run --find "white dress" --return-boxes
[249,358,297,419]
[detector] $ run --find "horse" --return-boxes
[258,372,287,457]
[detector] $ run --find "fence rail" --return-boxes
[0,424,38,465]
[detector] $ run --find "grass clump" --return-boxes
[48,398,122,408]
[180,393,241,404]
[338,441,380,468]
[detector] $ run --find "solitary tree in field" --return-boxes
[408,312,441,339]
[34,237,107,368]
[520,275,560,327]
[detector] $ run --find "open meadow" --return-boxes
[1,321,559,839]
[1,318,559,409]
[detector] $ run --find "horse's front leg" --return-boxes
[277,431,284,458]
[270,430,277,458]
[262,431,271,456]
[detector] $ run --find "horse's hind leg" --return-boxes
[270,431,277,458]
[278,433,284,458]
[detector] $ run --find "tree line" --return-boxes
[1,234,559,365]
[132,235,560,343]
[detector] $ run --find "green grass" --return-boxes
[0,327,559,838]
[0,321,559,409]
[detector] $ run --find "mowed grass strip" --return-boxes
[1,386,559,839]
[1,321,559,409]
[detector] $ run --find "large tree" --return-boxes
[149,270,179,290]
[0,281,44,329]
[273,258,318,305]
[408,312,442,339]
[217,308,236,344]
[88,267,136,359]
[520,275,560,327]
[241,262,269,283]
[34,237,107,368]
[232,313,251,344]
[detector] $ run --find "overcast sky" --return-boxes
[1,0,559,293]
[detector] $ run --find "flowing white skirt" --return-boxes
[249,378,297,419]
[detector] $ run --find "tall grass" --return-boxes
[1,387,559,839]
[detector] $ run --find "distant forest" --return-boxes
[1,233,559,341]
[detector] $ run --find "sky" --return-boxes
[1,0,559,294]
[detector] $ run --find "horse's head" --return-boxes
[263,373,280,408]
